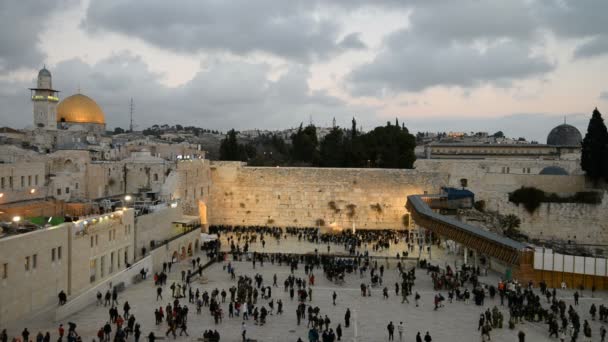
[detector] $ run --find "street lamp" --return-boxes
[124,195,132,202]
[12,216,21,223]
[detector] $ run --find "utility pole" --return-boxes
[129,98,134,132]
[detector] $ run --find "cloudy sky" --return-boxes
[1,0,607,141]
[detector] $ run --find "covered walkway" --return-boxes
[406,194,534,278]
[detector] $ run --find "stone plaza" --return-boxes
[5,235,606,342]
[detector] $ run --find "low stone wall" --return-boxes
[55,256,152,321]
[148,228,201,273]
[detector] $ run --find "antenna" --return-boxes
[129,98,134,132]
[309,114,313,126]
[332,117,336,128]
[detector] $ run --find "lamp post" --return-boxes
[124,195,132,208]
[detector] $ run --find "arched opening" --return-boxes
[181,246,186,259]
[187,243,193,256]
[194,239,200,253]
[198,200,208,232]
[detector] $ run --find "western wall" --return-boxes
[205,159,607,247]
[207,162,447,230]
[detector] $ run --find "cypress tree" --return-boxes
[581,108,608,181]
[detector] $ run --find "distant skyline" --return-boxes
[0,0,606,142]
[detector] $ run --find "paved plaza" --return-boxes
[5,235,608,341]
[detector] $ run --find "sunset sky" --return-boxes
[1,0,607,141]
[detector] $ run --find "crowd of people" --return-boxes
[2,225,607,341]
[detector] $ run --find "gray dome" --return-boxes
[539,166,569,175]
[38,67,51,78]
[547,124,582,146]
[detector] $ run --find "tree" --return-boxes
[361,122,417,168]
[492,131,504,138]
[581,108,608,182]
[219,129,239,161]
[319,126,345,167]
[291,123,319,164]
[499,214,524,240]
[113,127,125,134]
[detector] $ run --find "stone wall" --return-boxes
[417,159,607,245]
[174,159,212,216]
[134,205,184,259]
[208,162,447,230]
[0,225,69,326]
[495,196,608,245]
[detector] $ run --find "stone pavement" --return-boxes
[4,236,608,341]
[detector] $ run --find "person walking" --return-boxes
[518,330,525,342]
[398,322,404,341]
[424,331,432,342]
[241,322,247,342]
[345,309,351,328]
[336,324,342,341]
[333,291,337,305]
[416,332,422,342]
[387,321,395,341]
[178,320,189,337]
[22,328,30,342]
[157,287,162,301]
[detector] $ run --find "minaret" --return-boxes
[30,66,59,130]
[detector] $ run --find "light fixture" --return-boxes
[170,202,178,208]
[48,217,53,223]
[12,216,21,223]
[83,220,88,225]
[29,188,36,194]
[0,193,4,198]
[124,195,132,201]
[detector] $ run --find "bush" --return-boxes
[328,201,340,213]
[346,204,357,218]
[402,214,410,227]
[370,203,383,214]
[509,187,545,213]
[509,186,602,214]
[474,200,486,212]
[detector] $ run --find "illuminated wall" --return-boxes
[208,162,447,229]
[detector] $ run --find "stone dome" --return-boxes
[57,94,105,124]
[539,166,569,175]
[546,124,582,146]
[38,67,51,78]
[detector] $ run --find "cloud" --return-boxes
[536,0,608,59]
[537,0,608,38]
[345,0,556,95]
[348,32,554,95]
[338,33,367,50]
[82,1,348,63]
[0,1,75,74]
[409,1,539,43]
[573,36,608,59]
[3,53,369,131]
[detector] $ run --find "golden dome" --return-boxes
[57,94,105,124]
